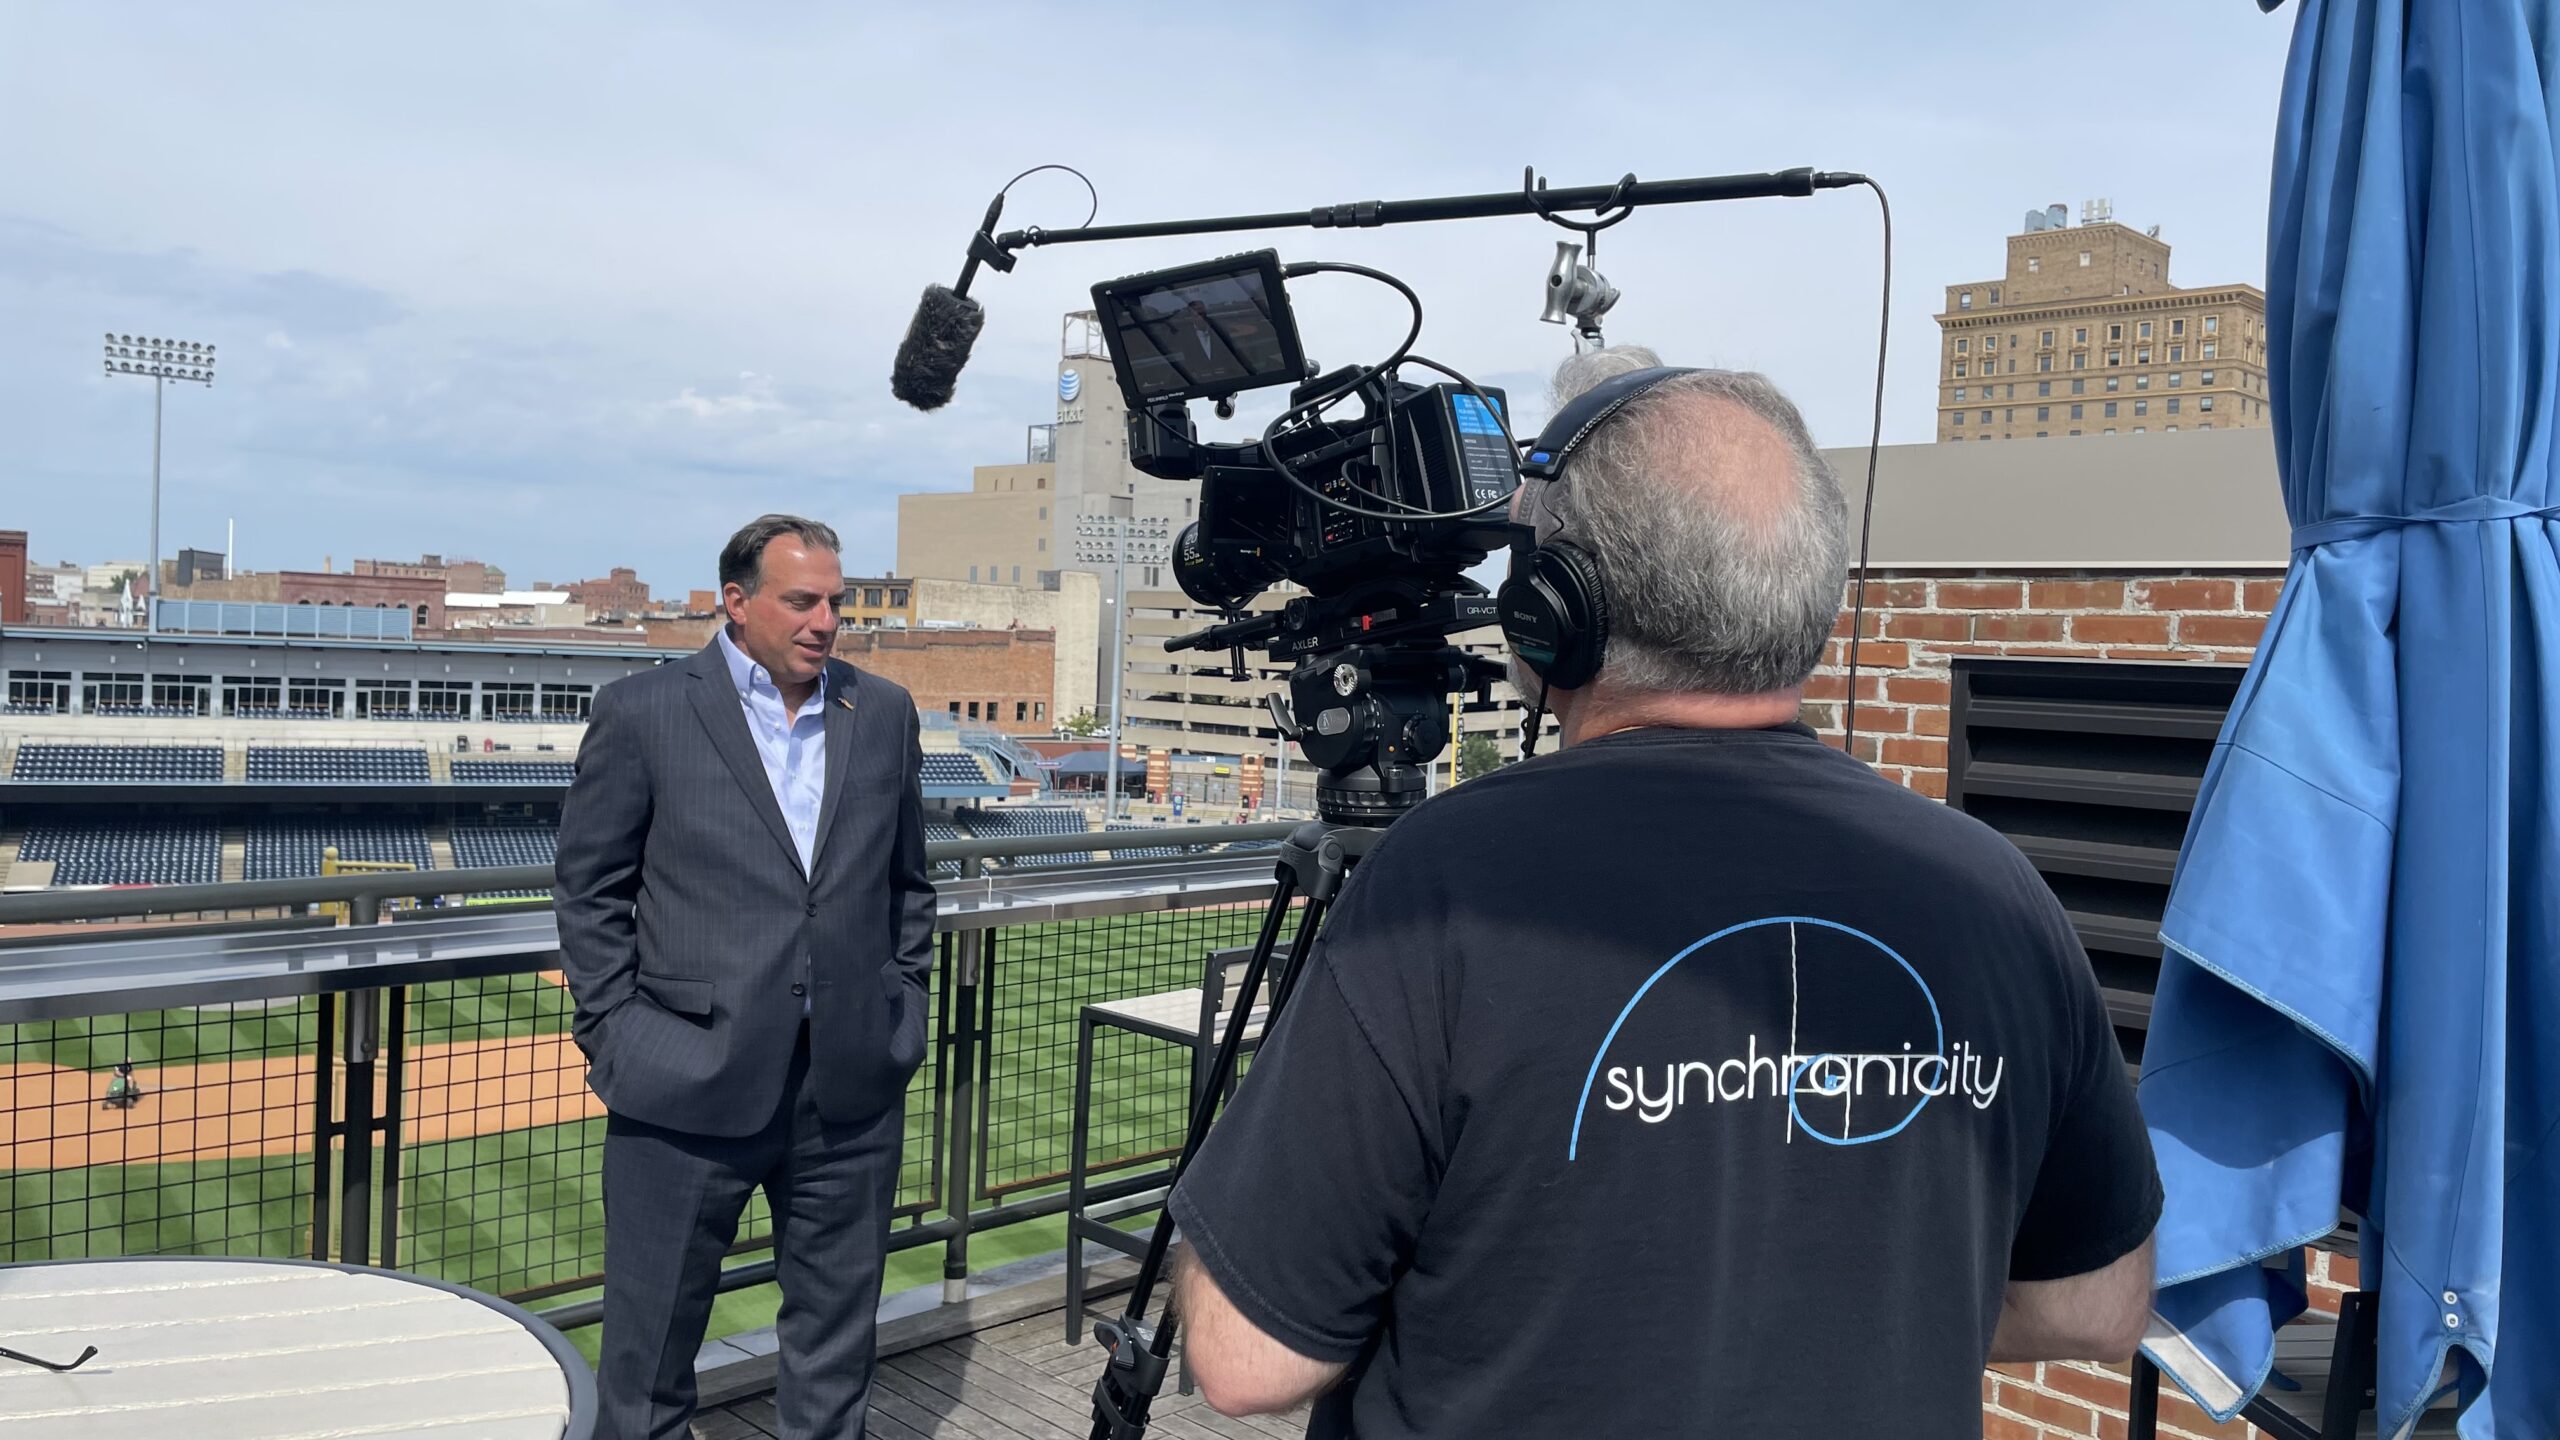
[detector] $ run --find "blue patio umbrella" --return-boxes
[2137,1,2560,1435]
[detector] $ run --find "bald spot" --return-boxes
[1624,390,1800,531]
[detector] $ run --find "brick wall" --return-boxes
[1801,569,2282,798]
[1796,565,2315,1438]
[835,626,1057,734]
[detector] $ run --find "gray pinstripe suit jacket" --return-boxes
[553,640,937,1138]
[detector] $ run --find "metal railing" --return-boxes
[0,824,1301,1328]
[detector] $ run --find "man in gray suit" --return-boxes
[556,514,936,1439]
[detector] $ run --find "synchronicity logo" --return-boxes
[1059,367,1082,402]
[1567,916,2002,1160]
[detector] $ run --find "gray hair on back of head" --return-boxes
[1538,346,1848,696]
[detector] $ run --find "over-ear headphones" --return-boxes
[1498,366,1700,692]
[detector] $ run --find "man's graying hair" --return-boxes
[1538,348,1848,696]
[719,514,842,594]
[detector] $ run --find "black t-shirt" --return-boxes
[1168,723,2161,1439]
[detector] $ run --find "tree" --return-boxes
[1457,734,1503,783]
[1059,708,1104,738]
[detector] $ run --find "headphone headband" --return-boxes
[1519,365,1701,482]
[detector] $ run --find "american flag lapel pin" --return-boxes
[837,694,856,713]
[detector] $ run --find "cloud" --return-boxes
[658,371,784,420]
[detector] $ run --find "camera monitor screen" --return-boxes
[1093,251,1307,404]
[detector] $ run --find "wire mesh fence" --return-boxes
[0,995,321,1265]
[0,884,1283,1309]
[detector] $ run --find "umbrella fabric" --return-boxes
[2138,1,2560,1434]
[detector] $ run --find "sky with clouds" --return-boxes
[1,3,2296,594]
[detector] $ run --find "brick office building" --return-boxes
[0,530,26,624]
[1938,202,2270,444]
[835,626,1057,735]
[276,570,445,629]
[555,567,650,620]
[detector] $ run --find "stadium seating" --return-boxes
[925,818,963,880]
[18,817,221,886]
[450,759,577,786]
[0,701,60,716]
[87,703,204,718]
[243,818,434,880]
[245,747,432,784]
[1104,821,1195,860]
[231,706,338,721]
[9,744,223,783]
[450,817,559,898]
[921,752,997,787]
[960,806,1093,870]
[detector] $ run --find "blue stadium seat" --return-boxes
[450,816,559,898]
[19,817,220,886]
[242,817,433,880]
[450,759,577,786]
[920,753,996,786]
[925,818,964,880]
[959,806,1092,869]
[9,744,223,783]
[244,747,432,785]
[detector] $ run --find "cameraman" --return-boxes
[1163,350,2160,1437]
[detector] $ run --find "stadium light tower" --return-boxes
[103,333,217,633]
[1073,510,1171,821]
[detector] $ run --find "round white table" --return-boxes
[0,1257,593,1440]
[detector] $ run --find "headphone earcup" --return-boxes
[1499,542,1610,690]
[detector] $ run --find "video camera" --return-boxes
[1087,249,1519,822]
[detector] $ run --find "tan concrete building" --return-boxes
[1937,204,2269,442]
[896,462,1055,588]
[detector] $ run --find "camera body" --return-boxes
[1087,248,1518,822]
[1090,250,1519,612]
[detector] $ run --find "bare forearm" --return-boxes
[1173,1245,1344,1417]
[1990,1233,2155,1362]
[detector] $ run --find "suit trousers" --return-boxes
[597,1023,902,1440]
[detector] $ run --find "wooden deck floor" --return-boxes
[688,1264,1305,1440]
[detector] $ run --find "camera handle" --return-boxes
[1089,819,1380,1440]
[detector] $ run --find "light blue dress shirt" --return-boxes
[715,627,828,874]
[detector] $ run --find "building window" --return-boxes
[2028,257,2041,273]
[2201,422,2213,430]
[2105,428,2117,435]
[1016,701,1028,721]
[1984,335,1997,351]
[1956,338,1969,353]
[2079,251,2091,267]
[2069,403,2084,419]
[1959,291,1972,309]
[1038,506,1048,520]
[1954,363,1967,378]
[2040,330,2055,347]
[2137,375,2151,390]
[2004,409,2015,422]
[2038,380,2052,396]
[2203,341,2218,359]
[2167,424,2179,433]
[2074,327,2088,344]
[2200,395,2215,412]
[2169,372,2183,388]
[2201,370,2216,386]
[2170,345,2184,362]
[2037,431,2050,437]
[2070,354,2086,370]
[966,701,979,719]
[2135,399,2149,415]
[2071,379,2086,395]
[1980,410,1992,423]
[2007,359,2018,373]
[2070,429,2082,437]
[2139,321,2153,339]
[2036,405,2051,421]
[1034,702,1046,721]
[968,566,978,582]
[2137,348,2152,365]
[2167,397,2182,414]
[2106,377,2120,392]
[2107,350,2121,367]
[2104,401,2119,417]
[1990,286,2002,303]
[1954,387,1967,402]
[891,589,908,606]
[2172,318,2187,336]
[2204,315,2220,333]
[1953,411,1964,425]
[2038,355,2053,372]
[1037,537,1046,551]
[949,701,961,715]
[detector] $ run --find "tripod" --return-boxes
[1087,817,1380,1440]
